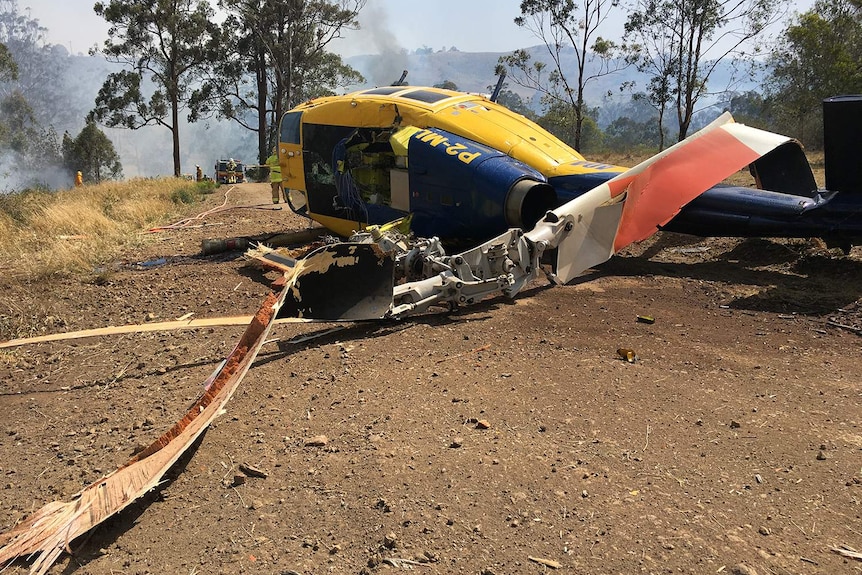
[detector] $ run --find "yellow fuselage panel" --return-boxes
[310,212,365,237]
[279,143,306,192]
[288,87,625,180]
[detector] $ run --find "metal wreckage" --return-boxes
[2,86,861,573]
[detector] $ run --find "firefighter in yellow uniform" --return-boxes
[74,171,83,187]
[266,148,282,204]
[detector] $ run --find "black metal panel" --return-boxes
[823,95,862,194]
[277,243,394,321]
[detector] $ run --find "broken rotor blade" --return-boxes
[0,290,287,575]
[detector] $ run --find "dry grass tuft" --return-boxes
[0,178,214,279]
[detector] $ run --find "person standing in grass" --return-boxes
[266,148,282,204]
[74,171,83,187]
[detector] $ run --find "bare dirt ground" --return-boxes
[1,182,861,575]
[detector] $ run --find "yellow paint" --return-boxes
[280,143,305,190]
[283,87,627,181]
[306,212,365,237]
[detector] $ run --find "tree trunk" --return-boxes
[171,97,181,177]
[256,45,268,165]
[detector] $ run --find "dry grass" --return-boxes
[0,178,214,280]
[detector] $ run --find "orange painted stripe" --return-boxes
[613,128,762,251]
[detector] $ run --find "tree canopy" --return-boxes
[766,0,862,146]
[624,0,787,144]
[62,122,123,183]
[190,0,364,165]
[90,0,221,176]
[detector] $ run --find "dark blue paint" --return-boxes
[406,128,547,241]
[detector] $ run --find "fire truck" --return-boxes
[214,159,245,184]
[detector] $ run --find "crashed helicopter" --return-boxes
[272,87,862,321]
[277,86,862,248]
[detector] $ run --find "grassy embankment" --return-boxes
[0,178,215,280]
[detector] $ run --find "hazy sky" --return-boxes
[22,0,811,59]
[22,0,541,57]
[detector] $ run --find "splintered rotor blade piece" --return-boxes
[277,243,394,321]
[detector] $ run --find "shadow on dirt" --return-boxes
[593,237,862,316]
[254,284,557,366]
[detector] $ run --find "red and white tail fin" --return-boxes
[553,114,794,283]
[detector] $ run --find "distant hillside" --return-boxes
[345,46,763,129]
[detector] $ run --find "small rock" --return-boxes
[758,526,770,536]
[731,564,758,575]
[816,450,827,461]
[730,420,741,429]
[476,419,491,430]
[450,437,464,448]
[754,474,763,484]
[581,490,589,498]
[239,463,269,478]
[231,475,246,487]
[383,532,398,549]
[305,435,328,447]
[329,544,342,554]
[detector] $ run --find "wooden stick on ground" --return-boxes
[0,315,313,349]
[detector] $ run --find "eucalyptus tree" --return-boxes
[624,0,786,142]
[191,0,364,165]
[0,43,17,83]
[90,0,221,176]
[497,0,624,151]
[61,122,123,183]
[767,0,862,144]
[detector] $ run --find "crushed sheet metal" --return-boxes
[279,243,394,321]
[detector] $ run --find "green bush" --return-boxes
[0,188,53,225]
[170,185,202,205]
[196,179,216,194]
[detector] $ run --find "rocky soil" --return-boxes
[1,182,860,575]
